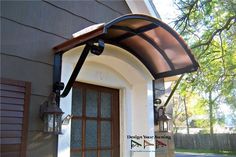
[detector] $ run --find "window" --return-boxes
[0,78,31,157]
[71,82,119,157]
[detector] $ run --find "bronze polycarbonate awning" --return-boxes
[53,14,199,79]
[52,14,199,98]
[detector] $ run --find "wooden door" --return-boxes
[70,82,119,157]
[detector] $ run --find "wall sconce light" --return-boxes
[154,105,171,132]
[157,107,171,132]
[40,93,64,134]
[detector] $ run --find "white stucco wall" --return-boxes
[57,45,155,157]
[125,0,160,18]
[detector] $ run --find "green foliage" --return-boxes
[174,0,236,133]
[190,119,209,128]
[192,98,208,115]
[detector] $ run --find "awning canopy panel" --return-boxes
[53,14,199,79]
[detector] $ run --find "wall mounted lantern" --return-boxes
[153,75,184,130]
[157,107,171,132]
[40,93,64,134]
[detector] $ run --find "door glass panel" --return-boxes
[72,88,83,116]
[101,121,111,147]
[71,152,82,157]
[71,83,119,157]
[85,120,97,148]
[100,150,111,157]
[86,89,97,117]
[71,119,82,148]
[85,151,97,157]
[101,92,111,118]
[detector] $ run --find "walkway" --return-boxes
[175,153,236,157]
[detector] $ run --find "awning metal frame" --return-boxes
[52,14,199,102]
[107,25,176,70]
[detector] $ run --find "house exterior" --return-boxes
[1,1,198,157]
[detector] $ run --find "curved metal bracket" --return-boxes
[53,40,105,100]
[90,39,104,55]
[60,43,91,97]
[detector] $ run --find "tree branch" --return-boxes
[191,16,236,49]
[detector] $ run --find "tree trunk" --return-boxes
[183,96,190,134]
[172,98,178,133]
[209,92,214,135]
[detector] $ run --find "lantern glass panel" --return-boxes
[43,114,48,132]
[55,114,62,133]
[159,120,164,131]
[44,114,54,132]
[164,121,168,131]
[159,120,169,132]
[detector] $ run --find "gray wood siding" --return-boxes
[1,1,131,157]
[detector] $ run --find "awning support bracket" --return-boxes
[53,40,105,100]
[61,43,90,98]
[162,74,184,107]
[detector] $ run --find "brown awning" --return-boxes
[53,14,199,79]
